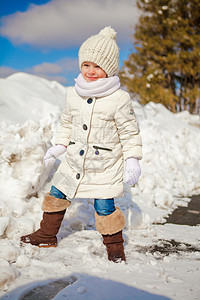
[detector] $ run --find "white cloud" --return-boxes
[0,66,19,78]
[0,59,79,84]
[59,57,79,72]
[26,57,79,84]
[0,0,139,48]
[33,73,68,84]
[0,65,67,84]
[32,62,62,74]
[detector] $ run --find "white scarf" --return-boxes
[74,73,120,98]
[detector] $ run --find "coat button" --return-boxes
[83,124,87,130]
[87,98,93,104]
[76,173,80,179]
[79,150,84,156]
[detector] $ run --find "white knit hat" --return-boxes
[78,26,119,77]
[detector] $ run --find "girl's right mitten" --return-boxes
[44,144,67,169]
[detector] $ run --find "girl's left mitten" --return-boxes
[124,157,141,186]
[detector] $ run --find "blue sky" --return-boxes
[0,0,139,86]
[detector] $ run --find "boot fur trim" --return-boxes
[42,193,71,212]
[95,207,126,235]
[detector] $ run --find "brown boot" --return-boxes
[21,210,66,247]
[20,193,71,247]
[95,207,126,263]
[102,230,126,262]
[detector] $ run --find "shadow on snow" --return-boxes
[0,273,171,300]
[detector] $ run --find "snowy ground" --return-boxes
[0,73,200,299]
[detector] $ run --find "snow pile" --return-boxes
[0,72,66,125]
[132,102,200,223]
[0,266,19,291]
[0,117,58,240]
[0,73,200,299]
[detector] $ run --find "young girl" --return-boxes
[21,26,142,263]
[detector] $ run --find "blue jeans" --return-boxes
[94,199,115,216]
[50,185,67,199]
[50,185,115,216]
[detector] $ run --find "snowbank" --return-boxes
[0,72,66,125]
[133,101,200,223]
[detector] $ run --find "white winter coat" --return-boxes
[52,87,142,199]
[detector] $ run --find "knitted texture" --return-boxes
[78,26,119,77]
[44,144,67,169]
[75,73,120,97]
[124,157,141,186]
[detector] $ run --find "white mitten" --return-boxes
[44,144,67,169]
[124,157,141,186]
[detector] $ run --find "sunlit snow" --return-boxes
[0,73,199,299]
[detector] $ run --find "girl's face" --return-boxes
[81,61,107,82]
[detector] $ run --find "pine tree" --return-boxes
[119,0,200,113]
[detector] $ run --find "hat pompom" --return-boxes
[99,26,117,40]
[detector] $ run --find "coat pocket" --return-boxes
[93,145,112,152]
